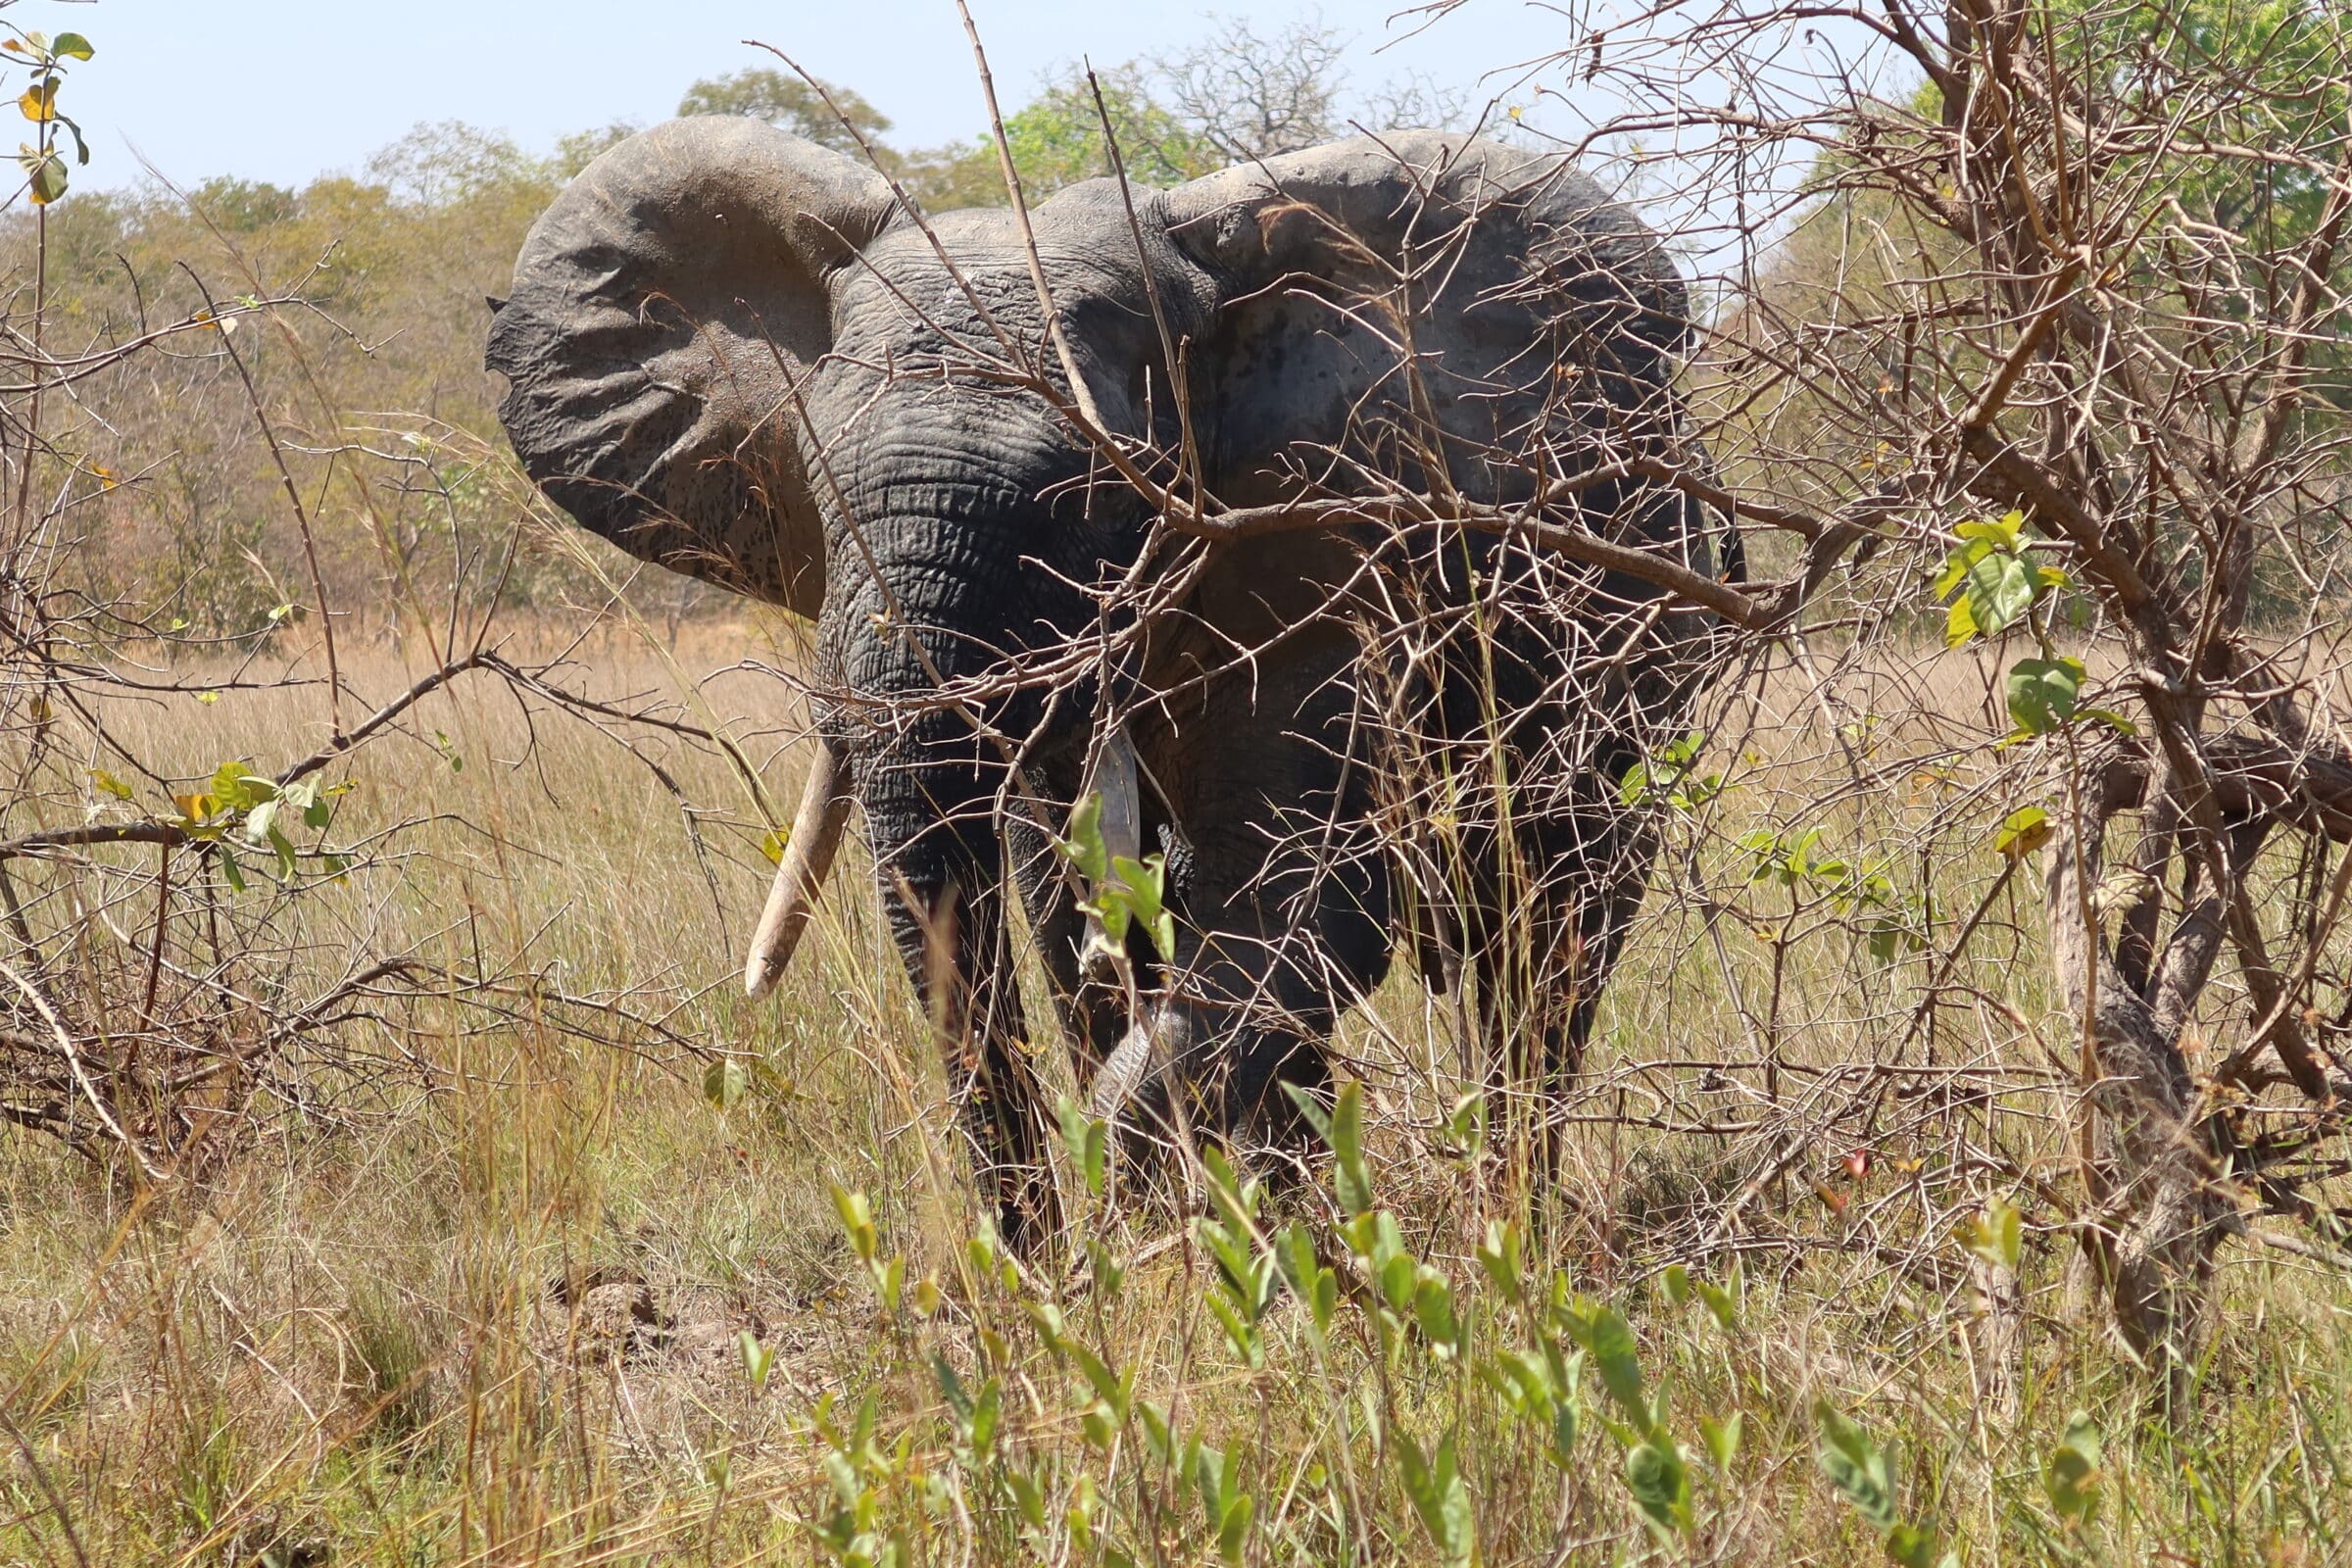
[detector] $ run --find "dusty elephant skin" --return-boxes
[487,116,1736,1247]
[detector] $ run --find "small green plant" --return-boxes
[1737,825,1926,962]
[1933,509,2132,743]
[1933,510,2064,646]
[1196,1146,1279,1368]
[1395,1430,1474,1568]
[1619,728,1722,810]
[1814,1401,1955,1567]
[1956,1194,2024,1272]
[2042,1410,2104,1530]
[6,24,92,206]
[807,1391,912,1568]
[831,1187,905,1318]
[1053,792,1175,962]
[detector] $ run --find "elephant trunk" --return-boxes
[744,739,853,1000]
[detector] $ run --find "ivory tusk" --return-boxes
[744,740,853,1000]
[1088,1020,1160,1122]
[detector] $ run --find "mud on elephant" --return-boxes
[487,116,1738,1246]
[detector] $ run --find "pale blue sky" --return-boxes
[51,0,1615,193]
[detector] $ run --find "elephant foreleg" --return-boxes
[878,818,1058,1252]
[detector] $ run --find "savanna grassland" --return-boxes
[4,629,2347,1567]
[6,8,2352,1567]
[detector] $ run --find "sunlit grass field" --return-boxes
[2,626,2345,1567]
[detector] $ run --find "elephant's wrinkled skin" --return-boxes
[488,117,1736,1244]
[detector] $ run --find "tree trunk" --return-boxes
[2042,811,2235,1390]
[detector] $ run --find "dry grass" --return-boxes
[2,629,2347,1568]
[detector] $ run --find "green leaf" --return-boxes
[1056,1096,1108,1199]
[1814,1401,1899,1533]
[87,768,132,801]
[737,1330,775,1391]
[1956,509,2025,548]
[1661,1263,1692,1305]
[1395,1432,1474,1567]
[1412,1270,1462,1357]
[2043,1409,2103,1526]
[830,1186,878,1263]
[1957,1194,2024,1271]
[211,760,275,811]
[1625,1428,1690,1536]
[1192,1443,1232,1517]
[1701,1410,1742,1470]
[51,32,93,61]
[932,1352,972,1425]
[1694,1277,1740,1334]
[1441,1090,1486,1156]
[19,145,65,203]
[266,825,299,883]
[1886,1522,1945,1568]
[703,1056,749,1110]
[1330,1080,1372,1216]
[1004,1466,1047,1530]
[1932,536,1991,601]
[1109,853,1174,960]
[1562,1302,1647,1429]
[2082,707,2139,735]
[1962,550,2035,639]
[1056,792,1107,882]
[216,846,246,894]
[1136,1399,1173,1463]
[1378,1252,1418,1313]
[1995,806,2051,858]
[1476,1218,1524,1304]
[1215,1493,1252,1566]
[1273,1224,1335,1337]
[2006,656,2085,735]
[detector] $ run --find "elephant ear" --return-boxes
[1161,130,1695,516]
[487,118,899,615]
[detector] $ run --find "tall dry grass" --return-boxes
[3,625,2345,1567]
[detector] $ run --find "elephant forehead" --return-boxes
[843,218,1158,339]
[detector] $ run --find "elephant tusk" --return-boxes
[1085,725,1145,869]
[1088,1017,1163,1123]
[744,739,853,1001]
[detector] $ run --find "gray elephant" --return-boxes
[488,117,1735,1245]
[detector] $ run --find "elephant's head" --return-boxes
[490,113,1701,975]
[490,116,1721,1228]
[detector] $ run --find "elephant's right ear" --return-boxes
[486,118,899,616]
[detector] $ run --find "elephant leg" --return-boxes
[872,790,1059,1252]
[1539,830,1655,1078]
[1467,801,1660,1180]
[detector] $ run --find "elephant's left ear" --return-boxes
[487,118,901,616]
[1159,131,1694,510]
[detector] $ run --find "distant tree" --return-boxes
[189,176,299,233]
[676,68,893,158]
[550,121,642,180]
[366,121,540,206]
[1354,70,1478,138]
[1157,17,1348,162]
[999,65,1220,192]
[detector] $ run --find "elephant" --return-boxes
[487,115,1737,1246]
